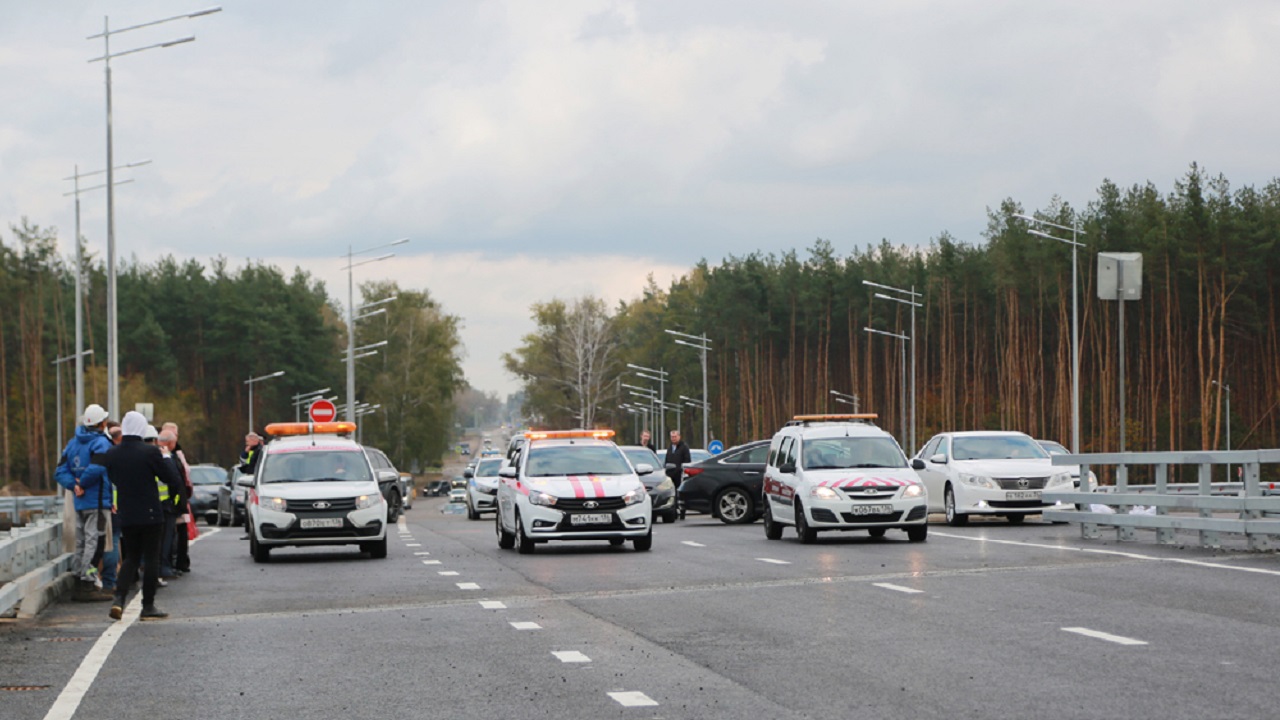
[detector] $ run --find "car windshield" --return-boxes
[801,437,907,469]
[189,467,224,485]
[260,450,373,483]
[525,445,632,477]
[622,448,661,469]
[953,435,1050,461]
[475,458,503,477]
[1038,440,1068,455]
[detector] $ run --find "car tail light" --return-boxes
[683,468,703,477]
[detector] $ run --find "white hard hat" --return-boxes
[144,424,159,441]
[83,404,109,426]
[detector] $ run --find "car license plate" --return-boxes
[570,513,612,525]
[848,504,894,516]
[300,518,343,529]
[1007,490,1041,501]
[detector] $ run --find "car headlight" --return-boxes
[810,486,840,500]
[259,496,286,512]
[958,473,999,490]
[530,492,558,507]
[1087,471,1098,491]
[477,483,498,495]
[355,494,382,510]
[654,478,675,494]
[1046,472,1073,488]
[623,486,647,506]
[902,484,924,499]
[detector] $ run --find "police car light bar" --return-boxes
[790,414,879,423]
[524,429,616,440]
[265,421,358,437]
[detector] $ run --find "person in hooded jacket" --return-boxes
[54,404,115,601]
[93,411,183,620]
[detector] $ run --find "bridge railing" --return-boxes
[1043,449,1280,551]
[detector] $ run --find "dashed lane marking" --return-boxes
[609,691,658,707]
[510,621,541,630]
[421,560,442,565]
[405,543,422,547]
[553,651,591,663]
[457,582,481,590]
[479,601,506,609]
[873,583,924,594]
[756,558,791,565]
[1062,627,1148,646]
[413,551,431,556]
[681,541,706,547]
[438,571,459,576]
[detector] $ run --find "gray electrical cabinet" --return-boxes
[1097,252,1142,301]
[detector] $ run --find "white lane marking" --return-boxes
[873,582,924,594]
[421,560,442,565]
[457,582,481,590]
[553,651,591,663]
[1062,627,1148,646]
[756,558,791,565]
[43,527,221,720]
[413,551,431,556]
[609,691,659,707]
[510,621,541,630]
[405,543,422,547]
[931,531,1280,578]
[438,571,459,576]
[681,541,706,547]
[479,601,506,609]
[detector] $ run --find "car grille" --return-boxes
[554,497,627,512]
[553,515,626,532]
[286,497,358,513]
[995,477,1048,490]
[839,486,899,500]
[989,500,1049,509]
[839,510,903,523]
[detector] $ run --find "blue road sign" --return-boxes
[708,439,725,455]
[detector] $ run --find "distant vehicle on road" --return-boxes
[619,445,677,523]
[914,431,1074,525]
[218,470,252,527]
[464,457,503,519]
[364,446,406,523]
[424,480,450,496]
[188,464,226,525]
[1035,439,1098,491]
[678,440,771,525]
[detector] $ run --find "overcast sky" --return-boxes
[3,1,1278,396]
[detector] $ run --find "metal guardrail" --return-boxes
[0,518,73,618]
[1044,449,1280,551]
[0,495,61,526]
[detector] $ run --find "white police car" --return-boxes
[464,456,503,520]
[244,422,388,562]
[762,414,928,543]
[495,430,653,554]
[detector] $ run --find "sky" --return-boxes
[3,1,1279,396]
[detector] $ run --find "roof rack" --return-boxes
[785,414,879,427]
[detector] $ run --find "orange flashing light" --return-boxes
[265,421,357,437]
[792,414,879,422]
[525,429,616,441]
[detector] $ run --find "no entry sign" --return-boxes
[309,399,337,423]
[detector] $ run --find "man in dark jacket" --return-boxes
[93,411,183,621]
[664,429,692,520]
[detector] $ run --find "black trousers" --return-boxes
[115,523,163,608]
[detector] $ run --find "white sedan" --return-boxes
[913,431,1074,525]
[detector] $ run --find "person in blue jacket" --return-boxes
[54,403,114,600]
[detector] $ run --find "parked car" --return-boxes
[1035,439,1098,491]
[913,431,1074,525]
[620,445,677,523]
[364,446,406,523]
[678,440,770,524]
[218,470,253,527]
[188,464,226,525]
[399,472,415,510]
[464,457,503,520]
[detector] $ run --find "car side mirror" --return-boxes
[634,463,654,476]
[911,458,926,471]
[498,467,517,479]
[929,453,947,464]
[235,477,254,488]
[779,463,796,475]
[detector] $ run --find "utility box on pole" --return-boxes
[1097,253,1143,301]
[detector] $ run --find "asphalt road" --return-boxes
[4,504,1280,720]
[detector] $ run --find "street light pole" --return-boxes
[1017,213,1086,454]
[627,363,668,439]
[342,240,407,422]
[1213,380,1231,481]
[52,350,95,453]
[864,281,921,452]
[245,370,285,433]
[830,389,860,412]
[87,7,220,419]
[864,327,910,448]
[666,330,712,447]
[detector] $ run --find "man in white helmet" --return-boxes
[54,403,114,601]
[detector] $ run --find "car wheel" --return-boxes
[868,527,887,538]
[907,524,928,542]
[466,499,479,521]
[944,486,968,526]
[515,511,536,555]
[250,534,270,563]
[386,492,402,524]
[715,487,754,525]
[763,501,783,540]
[794,501,817,544]
[661,508,679,524]
[608,538,625,547]
[363,537,388,559]
[218,508,229,527]
[1006,513,1025,524]
[496,510,515,549]
[633,530,653,552]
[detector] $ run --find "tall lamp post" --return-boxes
[627,363,667,439]
[342,239,407,422]
[864,281,920,452]
[864,327,910,448]
[1016,213,1085,454]
[88,6,221,419]
[291,387,331,421]
[665,330,712,447]
[245,370,285,433]
[51,350,95,452]
[1212,380,1232,481]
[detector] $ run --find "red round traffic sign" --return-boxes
[309,399,337,423]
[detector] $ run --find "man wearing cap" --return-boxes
[92,411,183,620]
[54,404,115,601]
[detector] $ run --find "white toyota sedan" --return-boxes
[495,430,653,554]
[913,431,1074,525]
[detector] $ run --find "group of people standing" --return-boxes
[54,404,196,620]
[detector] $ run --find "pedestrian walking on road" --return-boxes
[54,404,114,601]
[664,429,691,520]
[93,411,183,621]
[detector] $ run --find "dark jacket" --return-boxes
[54,426,113,512]
[238,443,264,475]
[664,441,691,484]
[93,437,183,527]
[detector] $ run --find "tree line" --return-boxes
[506,165,1280,467]
[0,222,464,492]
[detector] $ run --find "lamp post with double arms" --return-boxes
[87,6,221,419]
[864,281,921,453]
[342,239,407,422]
[627,363,668,439]
[52,350,95,452]
[864,327,910,448]
[665,330,712,447]
[245,370,285,433]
